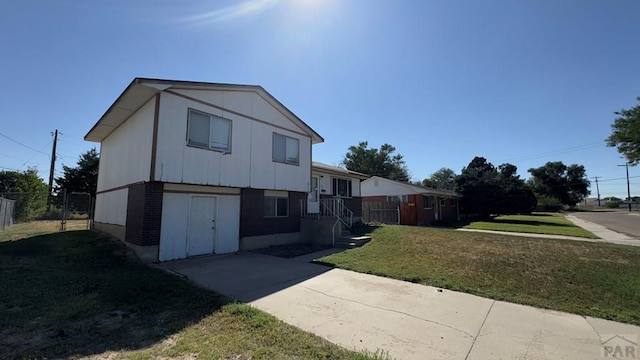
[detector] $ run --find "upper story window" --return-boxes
[332,178,352,197]
[187,109,232,152]
[273,133,299,165]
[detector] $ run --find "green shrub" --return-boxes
[535,195,563,212]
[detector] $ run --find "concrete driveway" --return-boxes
[160,252,640,360]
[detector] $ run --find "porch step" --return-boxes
[334,235,372,249]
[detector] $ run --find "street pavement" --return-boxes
[568,210,640,239]
[160,251,640,360]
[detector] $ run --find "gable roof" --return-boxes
[312,162,370,180]
[362,176,460,198]
[84,78,324,143]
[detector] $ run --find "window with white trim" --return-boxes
[332,178,352,197]
[423,195,431,209]
[264,190,288,217]
[187,109,232,152]
[451,199,457,207]
[272,133,299,165]
[440,199,446,207]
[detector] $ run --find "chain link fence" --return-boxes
[0,191,93,233]
[62,192,93,230]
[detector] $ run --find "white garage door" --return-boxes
[159,193,240,261]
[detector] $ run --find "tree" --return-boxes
[456,157,535,217]
[54,148,99,207]
[528,162,590,207]
[606,97,640,165]
[342,142,409,181]
[0,168,48,221]
[422,168,456,190]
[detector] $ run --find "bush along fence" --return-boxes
[0,196,16,230]
[0,191,94,230]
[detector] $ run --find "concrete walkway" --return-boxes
[160,252,640,360]
[458,216,640,247]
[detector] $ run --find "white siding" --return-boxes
[94,189,128,225]
[154,91,311,192]
[361,177,415,197]
[159,192,240,261]
[174,89,305,133]
[313,171,362,197]
[96,98,154,192]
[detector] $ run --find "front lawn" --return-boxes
[464,213,598,238]
[318,225,640,325]
[0,227,387,359]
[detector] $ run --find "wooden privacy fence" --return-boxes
[0,196,16,230]
[362,200,400,224]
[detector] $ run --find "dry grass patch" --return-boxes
[0,229,391,360]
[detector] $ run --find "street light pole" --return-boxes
[618,163,632,212]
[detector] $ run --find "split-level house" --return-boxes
[85,78,332,262]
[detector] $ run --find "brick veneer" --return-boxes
[240,188,304,237]
[125,182,163,246]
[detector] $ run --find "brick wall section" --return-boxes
[125,182,163,246]
[441,198,459,221]
[240,188,304,237]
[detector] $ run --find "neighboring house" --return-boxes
[361,176,460,225]
[85,78,323,262]
[304,162,369,222]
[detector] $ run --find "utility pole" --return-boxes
[618,163,632,212]
[47,129,58,210]
[592,176,601,207]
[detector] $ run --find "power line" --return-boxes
[20,140,52,168]
[0,164,22,171]
[0,131,49,155]
[500,142,604,163]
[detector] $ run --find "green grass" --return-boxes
[0,226,391,359]
[318,225,640,325]
[464,213,599,238]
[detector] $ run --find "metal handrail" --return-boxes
[300,198,353,229]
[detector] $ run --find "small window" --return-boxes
[423,196,431,209]
[187,109,232,152]
[273,133,299,165]
[451,199,457,207]
[332,178,352,197]
[440,199,446,207]
[264,191,288,217]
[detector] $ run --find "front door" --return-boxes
[307,176,320,213]
[187,196,216,257]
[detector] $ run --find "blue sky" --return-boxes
[1,0,638,198]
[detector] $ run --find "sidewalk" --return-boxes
[458,217,640,247]
[163,251,640,360]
